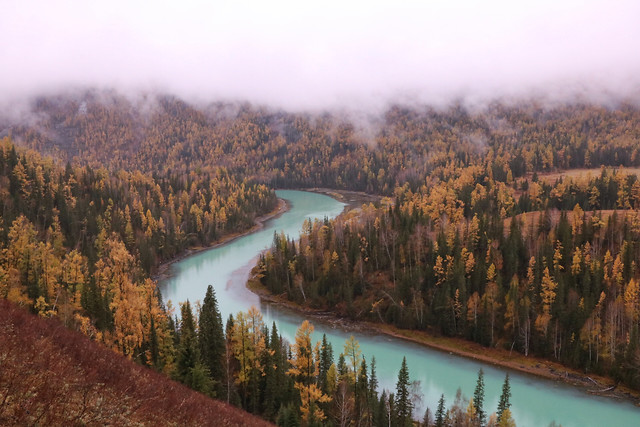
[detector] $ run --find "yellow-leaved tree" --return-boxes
[231,306,266,407]
[288,320,330,425]
[535,267,557,336]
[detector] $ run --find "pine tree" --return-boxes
[338,353,348,380]
[497,373,511,422]
[231,307,266,411]
[356,357,369,424]
[176,300,197,381]
[395,356,412,426]
[176,300,211,394]
[376,390,388,427]
[423,407,433,427]
[318,334,333,393]
[224,314,239,405]
[435,394,446,427]
[473,368,486,427]
[369,356,379,418]
[264,322,282,419]
[198,285,225,397]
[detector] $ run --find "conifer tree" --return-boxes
[497,408,516,427]
[369,356,379,418]
[473,368,486,427]
[435,394,446,427]
[198,285,225,397]
[395,356,412,426]
[177,300,198,381]
[176,300,211,394]
[318,334,333,393]
[356,357,369,424]
[264,322,283,419]
[224,314,239,405]
[343,335,362,384]
[497,373,511,422]
[338,353,348,380]
[287,320,330,425]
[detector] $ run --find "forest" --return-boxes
[2,91,640,425]
[162,286,516,426]
[0,136,275,365]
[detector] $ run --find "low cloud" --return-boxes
[2,0,639,111]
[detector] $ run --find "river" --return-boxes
[161,190,640,426]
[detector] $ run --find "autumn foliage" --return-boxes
[0,299,271,426]
[4,91,640,423]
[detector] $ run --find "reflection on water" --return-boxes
[162,190,640,427]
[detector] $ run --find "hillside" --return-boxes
[5,93,640,194]
[0,299,272,426]
[3,92,640,423]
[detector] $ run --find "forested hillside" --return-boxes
[2,91,640,424]
[5,92,640,193]
[0,136,275,368]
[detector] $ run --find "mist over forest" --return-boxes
[3,1,640,426]
[2,0,639,111]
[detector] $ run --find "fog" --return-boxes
[2,0,640,110]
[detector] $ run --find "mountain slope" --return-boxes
[0,299,272,426]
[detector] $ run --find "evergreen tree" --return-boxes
[176,300,211,394]
[497,373,511,422]
[369,356,379,420]
[318,334,333,393]
[395,356,412,426]
[435,394,446,427]
[423,407,433,427]
[277,403,300,427]
[176,300,197,381]
[338,353,348,379]
[224,314,240,406]
[473,369,486,427]
[198,285,225,397]
[376,390,388,427]
[264,322,283,419]
[356,357,369,424]
[148,315,159,368]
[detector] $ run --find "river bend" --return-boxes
[161,190,640,427]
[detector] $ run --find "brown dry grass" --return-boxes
[531,167,640,184]
[0,299,272,426]
[504,209,639,236]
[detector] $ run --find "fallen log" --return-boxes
[588,385,616,394]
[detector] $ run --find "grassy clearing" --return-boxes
[504,209,640,236]
[530,167,640,184]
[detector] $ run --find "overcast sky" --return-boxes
[1,0,639,109]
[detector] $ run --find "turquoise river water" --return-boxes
[161,190,640,426]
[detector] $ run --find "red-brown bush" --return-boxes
[0,299,272,426]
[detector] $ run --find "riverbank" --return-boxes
[153,197,289,283]
[248,272,640,406]
[303,187,383,210]
[153,188,379,283]
[157,185,640,405]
